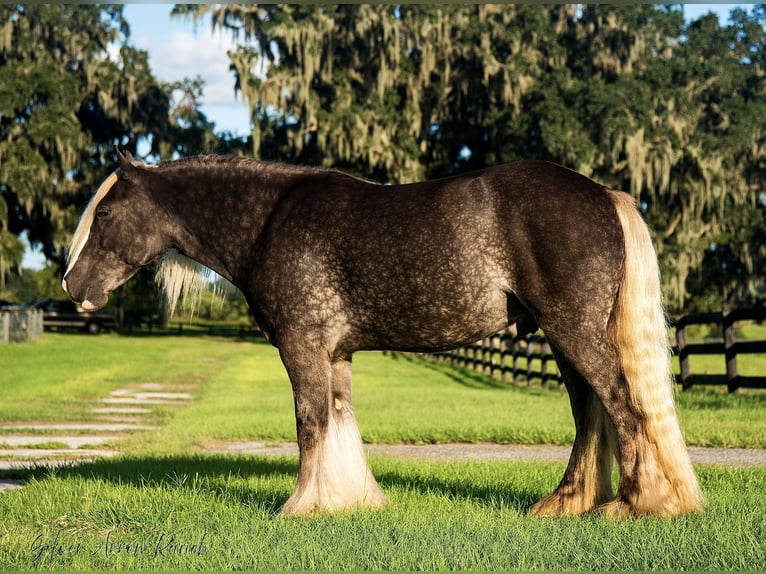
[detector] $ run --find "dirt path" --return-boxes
[213,440,766,467]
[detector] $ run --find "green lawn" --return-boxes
[2,332,765,449]
[1,332,765,570]
[1,456,764,570]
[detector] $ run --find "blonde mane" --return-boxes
[155,250,231,318]
[66,171,119,268]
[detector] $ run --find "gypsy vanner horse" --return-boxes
[63,150,702,517]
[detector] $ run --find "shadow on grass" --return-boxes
[375,467,544,514]
[14,453,547,516]
[20,454,296,515]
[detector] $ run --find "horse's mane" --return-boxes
[155,249,240,319]
[155,250,211,318]
[156,154,332,178]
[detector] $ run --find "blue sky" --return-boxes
[21,3,749,269]
[123,4,251,137]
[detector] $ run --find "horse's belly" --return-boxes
[350,282,510,353]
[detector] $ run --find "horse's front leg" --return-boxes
[278,345,387,516]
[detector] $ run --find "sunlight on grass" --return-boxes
[2,332,765,448]
[1,332,765,570]
[0,456,764,570]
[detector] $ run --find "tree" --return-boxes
[0,5,223,289]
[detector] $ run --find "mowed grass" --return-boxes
[2,332,766,448]
[1,457,764,570]
[1,331,766,570]
[0,334,242,425]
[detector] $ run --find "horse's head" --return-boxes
[62,150,171,310]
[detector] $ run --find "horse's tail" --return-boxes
[608,190,703,514]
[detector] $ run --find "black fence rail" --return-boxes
[430,328,562,388]
[673,307,766,392]
[425,307,765,392]
[1,308,44,344]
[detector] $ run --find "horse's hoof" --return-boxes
[279,485,388,517]
[529,491,595,517]
[595,493,703,518]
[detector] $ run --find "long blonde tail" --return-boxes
[609,190,703,514]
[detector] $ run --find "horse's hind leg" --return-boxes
[529,346,616,516]
[278,343,386,515]
[544,329,699,517]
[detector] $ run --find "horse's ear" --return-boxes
[116,148,139,181]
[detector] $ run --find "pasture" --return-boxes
[1,332,765,569]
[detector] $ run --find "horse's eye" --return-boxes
[96,207,111,219]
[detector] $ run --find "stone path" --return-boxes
[212,440,766,467]
[0,382,193,486]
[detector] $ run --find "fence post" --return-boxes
[1,312,8,344]
[723,311,740,393]
[675,318,693,389]
[526,337,535,386]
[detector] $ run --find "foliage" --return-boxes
[0,5,220,291]
[0,264,62,303]
[177,4,766,313]
[2,5,765,313]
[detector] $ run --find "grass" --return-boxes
[0,456,764,570]
[1,331,765,570]
[1,332,766,449]
[0,334,245,424]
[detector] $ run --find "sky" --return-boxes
[124,4,251,137]
[21,3,749,269]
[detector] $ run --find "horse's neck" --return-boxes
[157,162,286,283]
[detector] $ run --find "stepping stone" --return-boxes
[129,392,192,401]
[107,389,191,401]
[0,435,116,448]
[134,383,166,390]
[0,448,116,459]
[0,458,112,471]
[99,397,185,405]
[91,407,151,415]
[0,423,155,432]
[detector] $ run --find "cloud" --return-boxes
[124,5,244,109]
[151,29,243,107]
[125,6,251,134]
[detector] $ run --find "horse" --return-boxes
[62,149,702,517]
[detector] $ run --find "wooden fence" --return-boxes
[430,327,562,388]
[1,308,44,344]
[674,307,766,392]
[427,307,766,392]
